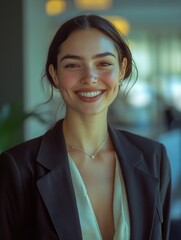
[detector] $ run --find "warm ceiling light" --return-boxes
[46,0,66,16]
[75,0,112,10]
[106,16,130,35]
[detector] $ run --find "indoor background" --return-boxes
[0,0,181,239]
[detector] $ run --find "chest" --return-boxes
[72,153,116,240]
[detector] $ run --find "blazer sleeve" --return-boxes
[0,152,27,239]
[160,144,171,240]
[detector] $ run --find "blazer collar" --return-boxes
[36,120,159,240]
[109,125,159,239]
[36,120,83,240]
[37,120,67,169]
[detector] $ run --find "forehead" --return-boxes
[58,28,118,57]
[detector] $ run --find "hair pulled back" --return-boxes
[44,14,137,99]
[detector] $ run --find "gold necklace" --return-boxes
[69,134,109,159]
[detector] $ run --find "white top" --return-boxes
[68,154,130,240]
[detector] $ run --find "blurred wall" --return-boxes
[0,0,23,107]
[23,0,53,139]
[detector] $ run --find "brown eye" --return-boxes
[65,63,80,69]
[101,62,112,66]
[97,61,112,67]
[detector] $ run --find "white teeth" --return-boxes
[78,91,102,97]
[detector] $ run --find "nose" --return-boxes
[80,66,98,84]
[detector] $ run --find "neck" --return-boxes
[63,113,108,153]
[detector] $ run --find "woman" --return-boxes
[0,14,171,240]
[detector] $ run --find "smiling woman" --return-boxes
[0,14,171,240]
[48,28,125,116]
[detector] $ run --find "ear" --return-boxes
[49,64,59,88]
[120,57,127,80]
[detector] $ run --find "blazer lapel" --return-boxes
[109,126,159,240]
[34,121,159,239]
[36,121,82,240]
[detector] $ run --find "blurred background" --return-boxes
[0,0,181,238]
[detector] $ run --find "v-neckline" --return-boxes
[68,154,103,239]
[68,154,130,240]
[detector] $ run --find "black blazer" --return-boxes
[0,120,171,240]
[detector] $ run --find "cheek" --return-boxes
[101,70,119,87]
[58,72,77,90]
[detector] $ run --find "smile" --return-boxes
[77,91,102,98]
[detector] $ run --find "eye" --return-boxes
[97,61,113,68]
[100,61,112,66]
[64,63,81,69]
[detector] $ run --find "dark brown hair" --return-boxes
[43,14,137,100]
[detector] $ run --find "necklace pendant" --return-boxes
[68,133,109,160]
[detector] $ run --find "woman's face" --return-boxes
[49,28,127,117]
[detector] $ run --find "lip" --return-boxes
[75,88,105,102]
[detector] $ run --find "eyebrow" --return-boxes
[60,52,116,62]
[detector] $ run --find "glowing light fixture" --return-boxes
[46,0,66,16]
[75,0,112,10]
[106,16,130,35]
